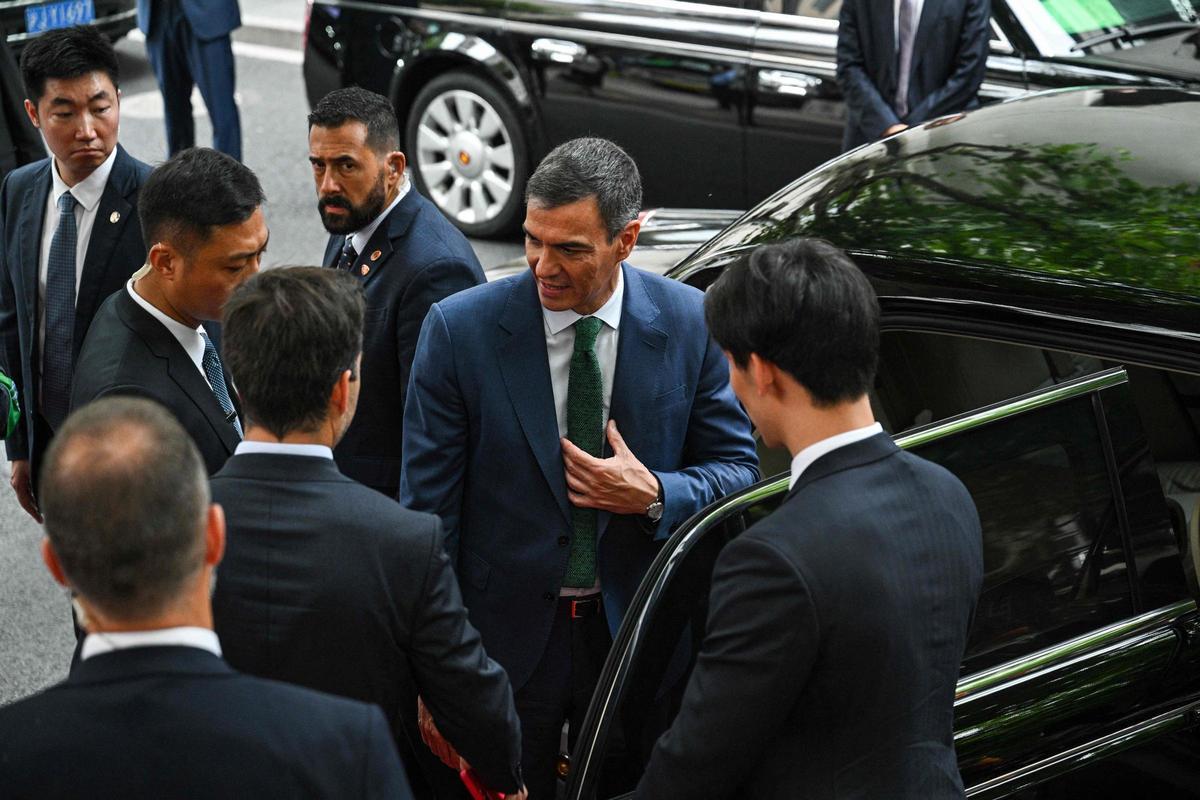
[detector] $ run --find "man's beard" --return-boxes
[318,173,388,235]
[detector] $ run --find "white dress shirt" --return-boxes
[894,0,927,48]
[346,180,410,256]
[788,422,884,490]
[37,148,118,377]
[235,440,333,459]
[81,626,222,661]
[125,279,208,382]
[544,268,624,596]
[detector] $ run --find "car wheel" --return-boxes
[406,71,529,238]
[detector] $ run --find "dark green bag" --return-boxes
[0,370,19,440]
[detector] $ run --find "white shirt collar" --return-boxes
[125,278,207,372]
[349,181,410,255]
[788,422,884,490]
[235,440,334,460]
[51,146,117,213]
[81,626,222,661]
[543,265,625,336]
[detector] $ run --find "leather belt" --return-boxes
[565,595,602,619]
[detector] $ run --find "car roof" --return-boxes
[674,86,1200,336]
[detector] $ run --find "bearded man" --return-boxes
[308,87,485,499]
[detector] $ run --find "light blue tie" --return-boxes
[42,192,77,431]
[201,332,242,438]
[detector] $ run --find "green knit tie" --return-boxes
[563,316,604,588]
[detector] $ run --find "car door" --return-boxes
[505,0,758,209]
[744,8,1029,202]
[563,367,1200,799]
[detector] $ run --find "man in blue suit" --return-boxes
[402,137,759,799]
[836,0,990,150]
[637,239,983,798]
[137,0,242,160]
[0,397,411,799]
[310,87,484,499]
[0,26,151,521]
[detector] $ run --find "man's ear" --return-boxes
[23,99,39,130]
[41,538,69,588]
[614,217,641,262]
[205,504,225,569]
[330,368,352,418]
[387,151,407,182]
[747,353,779,397]
[146,241,177,279]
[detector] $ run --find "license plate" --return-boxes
[25,0,96,36]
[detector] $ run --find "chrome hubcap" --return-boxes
[415,89,514,226]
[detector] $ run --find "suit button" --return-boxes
[543,592,555,602]
[558,536,569,547]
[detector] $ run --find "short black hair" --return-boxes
[40,397,209,620]
[705,238,879,406]
[307,87,400,154]
[20,25,119,103]
[139,148,266,248]
[222,267,365,438]
[525,137,642,240]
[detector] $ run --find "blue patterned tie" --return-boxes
[563,316,604,588]
[201,332,242,438]
[42,192,77,431]
[337,238,357,272]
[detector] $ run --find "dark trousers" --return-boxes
[515,595,612,800]
[144,0,242,161]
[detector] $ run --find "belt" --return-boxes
[563,595,602,619]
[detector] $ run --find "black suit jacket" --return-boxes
[211,452,522,794]
[835,0,991,150]
[0,645,412,799]
[637,433,983,799]
[0,146,152,470]
[70,289,241,475]
[321,188,485,496]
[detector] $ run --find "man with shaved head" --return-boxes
[0,396,412,798]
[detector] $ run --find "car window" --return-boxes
[582,370,1175,798]
[1007,0,1200,55]
[761,0,842,19]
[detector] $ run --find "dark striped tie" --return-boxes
[42,192,77,431]
[201,332,242,438]
[337,238,357,272]
[563,316,604,588]
[895,0,918,119]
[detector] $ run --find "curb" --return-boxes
[234,15,303,51]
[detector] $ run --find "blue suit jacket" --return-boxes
[0,146,152,467]
[401,265,759,690]
[137,0,240,41]
[322,188,485,496]
[638,433,983,798]
[835,0,991,150]
[0,646,411,799]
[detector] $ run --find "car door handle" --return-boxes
[531,38,589,65]
[756,69,824,97]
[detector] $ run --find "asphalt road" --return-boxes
[0,18,524,706]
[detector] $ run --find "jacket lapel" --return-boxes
[339,189,420,286]
[74,147,138,363]
[785,432,899,501]
[911,0,948,73]
[496,272,571,526]
[117,291,241,456]
[876,0,897,90]
[18,162,51,372]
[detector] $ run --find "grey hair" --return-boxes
[40,397,210,621]
[525,137,642,240]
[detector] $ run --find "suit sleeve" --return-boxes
[395,258,482,437]
[650,331,759,539]
[835,0,900,141]
[0,174,26,459]
[400,304,469,560]
[362,704,416,800]
[906,0,991,123]
[636,535,820,799]
[406,515,523,793]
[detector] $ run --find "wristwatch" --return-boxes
[644,481,664,523]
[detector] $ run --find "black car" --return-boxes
[2,0,136,53]
[557,85,1200,798]
[303,0,1199,237]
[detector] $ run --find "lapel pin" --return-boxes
[109,211,120,224]
[370,249,382,262]
[361,265,370,276]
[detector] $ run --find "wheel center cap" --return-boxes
[449,133,485,179]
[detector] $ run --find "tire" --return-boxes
[405,70,529,238]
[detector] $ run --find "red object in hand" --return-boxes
[460,768,506,800]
